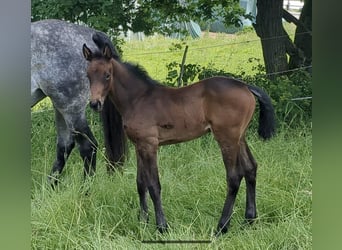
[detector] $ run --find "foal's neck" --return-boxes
[110,59,152,116]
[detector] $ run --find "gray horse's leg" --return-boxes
[48,108,75,187]
[49,109,98,187]
[71,115,98,178]
[31,88,46,107]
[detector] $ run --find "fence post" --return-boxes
[178,45,189,87]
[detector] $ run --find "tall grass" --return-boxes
[31,24,311,249]
[31,110,311,249]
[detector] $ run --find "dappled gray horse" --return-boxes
[31,19,125,186]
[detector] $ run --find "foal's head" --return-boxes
[83,43,114,112]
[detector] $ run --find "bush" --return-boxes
[241,69,312,128]
[165,59,312,129]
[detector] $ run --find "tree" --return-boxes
[31,0,137,36]
[32,0,311,77]
[31,0,247,57]
[253,0,312,77]
[288,0,312,70]
[253,0,288,77]
[31,0,245,36]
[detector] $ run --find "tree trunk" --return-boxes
[253,0,288,78]
[289,0,312,70]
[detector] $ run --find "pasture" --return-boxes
[31,24,312,249]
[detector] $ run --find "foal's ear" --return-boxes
[82,44,92,61]
[102,43,112,59]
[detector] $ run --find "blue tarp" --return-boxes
[171,20,201,39]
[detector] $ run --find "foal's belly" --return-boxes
[157,122,210,146]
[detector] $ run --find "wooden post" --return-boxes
[178,45,189,87]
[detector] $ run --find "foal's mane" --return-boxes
[90,48,159,87]
[122,62,159,86]
[90,50,110,61]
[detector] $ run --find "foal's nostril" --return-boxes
[89,101,101,111]
[89,101,96,109]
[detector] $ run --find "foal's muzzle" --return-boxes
[89,100,102,112]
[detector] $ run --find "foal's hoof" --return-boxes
[157,223,168,234]
[245,210,257,224]
[215,224,228,237]
[138,211,149,223]
[244,217,257,225]
[47,175,59,190]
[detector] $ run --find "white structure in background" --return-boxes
[283,0,304,19]
[210,0,304,33]
[240,0,257,26]
[209,0,257,33]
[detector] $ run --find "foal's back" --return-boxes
[158,76,256,126]
[132,76,255,145]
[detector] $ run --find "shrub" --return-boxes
[241,68,312,128]
[165,59,312,129]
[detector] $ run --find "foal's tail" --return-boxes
[247,85,276,140]
[101,97,127,172]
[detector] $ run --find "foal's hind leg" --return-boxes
[48,108,75,187]
[240,139,258,223]
[216,139,242,235]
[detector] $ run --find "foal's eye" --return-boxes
[105,73,110,81]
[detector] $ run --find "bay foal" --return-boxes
[83,42,275,234]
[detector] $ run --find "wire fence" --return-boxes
[31,30,312,114]
[122,30,312,78]
[124,31,311,57]
[265,65,312,77]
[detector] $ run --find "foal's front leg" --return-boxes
[136,142,168,233]
[136,149,149,222]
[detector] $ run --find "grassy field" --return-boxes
[121,28,268,83]
[31,24,311,249]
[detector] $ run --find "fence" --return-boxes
[31,30,312,114]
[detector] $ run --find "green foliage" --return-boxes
[168,41,187,52]
[164,54,312,128]
[198,63,237,79]
[165,41,202,86]
[32,0,136,31]
[166,61,202,86]
[240,64,312,128]
[31,0,245,36]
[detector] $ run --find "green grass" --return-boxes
[31,25,311,249]
[121,23,296,82]
[122,32,262,82]
[31,110,312,249]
